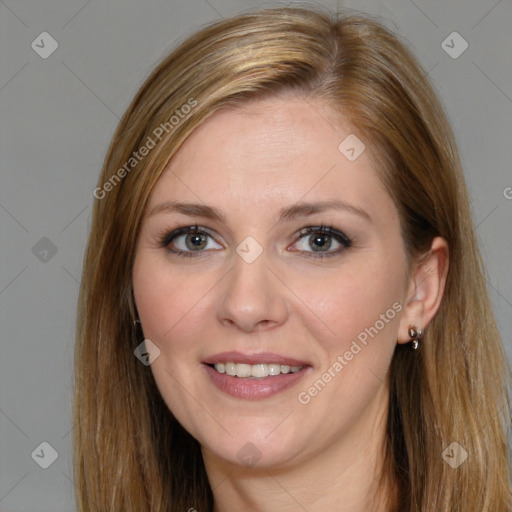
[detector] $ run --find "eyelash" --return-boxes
[158,224,352,259]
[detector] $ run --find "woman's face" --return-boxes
[133,96,410,470]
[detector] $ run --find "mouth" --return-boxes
[202,351,311,400]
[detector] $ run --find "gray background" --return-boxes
[1,0,511,510]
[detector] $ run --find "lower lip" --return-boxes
[203,364,310,400]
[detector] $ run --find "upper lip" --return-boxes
[203,351,309,367]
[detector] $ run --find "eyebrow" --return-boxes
[149,199,372,224]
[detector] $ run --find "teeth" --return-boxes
[213,362,304,378]
[236,364,252,378]
[268,363,281,375]
[251,364,269,378]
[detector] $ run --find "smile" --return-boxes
[202,352,311,400]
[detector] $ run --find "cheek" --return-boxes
[290,262,405,429]
[132,253,215,354]
[291,257,405,353]
[132,254,215,422]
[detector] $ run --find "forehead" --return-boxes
[148,96,394,223]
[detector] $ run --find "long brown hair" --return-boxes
[74,7,512,511]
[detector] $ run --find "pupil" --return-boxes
[311,234,330,250]
[187,233,206,250]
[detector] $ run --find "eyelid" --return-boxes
[296,225,351,245]
[159,224,218,247]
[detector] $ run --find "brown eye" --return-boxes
[185,232,208,250]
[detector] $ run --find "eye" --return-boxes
[159,224,352,259]
[291,225,352,259]
[159,225,222,257]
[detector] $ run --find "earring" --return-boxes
[133,318,141,327]
[408,325,423,350]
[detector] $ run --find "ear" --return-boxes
[397,236,449,344]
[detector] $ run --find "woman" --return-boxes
[74,7,511,511]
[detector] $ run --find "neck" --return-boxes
[203,388,396,512]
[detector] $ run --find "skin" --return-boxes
[132,96,448,512]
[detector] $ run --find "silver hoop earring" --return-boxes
[408,326,423,350]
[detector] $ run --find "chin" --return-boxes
[198,424,306,471]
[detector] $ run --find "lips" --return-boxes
[202,351,312,400]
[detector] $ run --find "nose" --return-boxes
[217,248,289,333]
